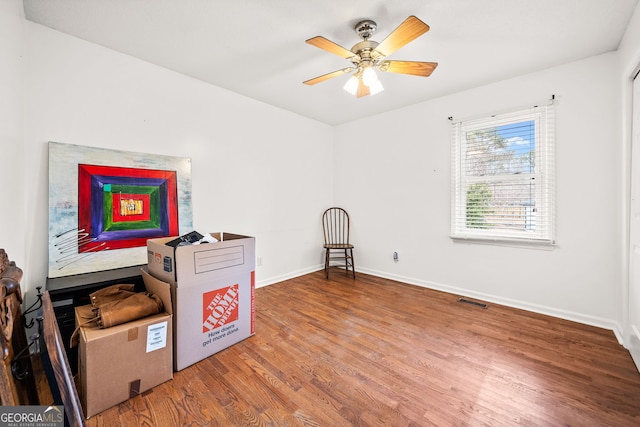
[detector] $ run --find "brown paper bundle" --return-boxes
[94,292,163,328]
[89,283,136,308]
[71,288,164,348]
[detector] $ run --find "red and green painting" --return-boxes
[48,142,193,278]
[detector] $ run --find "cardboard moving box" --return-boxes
[146,232,256,371]
[76,271,173,418]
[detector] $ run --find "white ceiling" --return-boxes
[22,0,638,126]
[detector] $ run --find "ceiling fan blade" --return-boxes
[357,79,370,98]
[303,67,355,85]
[379,61,438,77]
[373,16,430,58]
[306,36,356,59]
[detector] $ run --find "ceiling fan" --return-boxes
[303,15,438,98]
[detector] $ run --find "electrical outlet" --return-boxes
[393,251,399,262]
[257,256,263,266]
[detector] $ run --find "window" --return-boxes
[450,104,555,245]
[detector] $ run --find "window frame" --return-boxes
[450,104,555,246]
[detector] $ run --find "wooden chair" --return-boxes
[322,207,355,279]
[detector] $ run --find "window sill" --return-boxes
[450,235,556,250]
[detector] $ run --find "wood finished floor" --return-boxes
[86,271,640,426]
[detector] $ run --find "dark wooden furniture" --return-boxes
[0,248,86,424]
[41,291,85,426]
[0,249,38,405]
[322,207,356,278]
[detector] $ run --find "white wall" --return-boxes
[0,0,26,270]
[334,52,623,335]
[22,22,333,297]
[618,1,640,364]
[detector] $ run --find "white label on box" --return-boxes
[194,245,245,274]
[146,321,168,352]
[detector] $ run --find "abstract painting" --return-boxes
[48,142,192,278]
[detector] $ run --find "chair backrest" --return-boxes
[322,207,351,245]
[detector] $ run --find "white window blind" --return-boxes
[450,104,555,245]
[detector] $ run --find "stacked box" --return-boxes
[146,232,256,371]
[76,272,173,418]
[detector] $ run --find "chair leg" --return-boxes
[350,248,355,279]
[344,249,349,276]
[325,249,330,279]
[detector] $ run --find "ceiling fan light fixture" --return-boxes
[368,79,384,96]
[361,66,379,86]
[343,75,359,95]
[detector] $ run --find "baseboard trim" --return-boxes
[631,325,640,373]
[255,265,323,288]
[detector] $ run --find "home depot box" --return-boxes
[75,272,173,418]
[146,232,256,371]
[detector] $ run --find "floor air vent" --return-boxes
[457,298,488,309]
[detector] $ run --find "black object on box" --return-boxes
[165,231,204,248]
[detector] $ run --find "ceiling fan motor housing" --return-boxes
[350,40,380,64]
